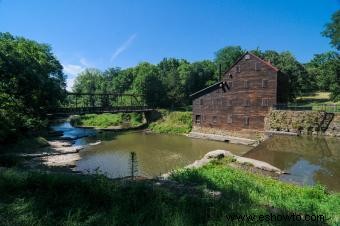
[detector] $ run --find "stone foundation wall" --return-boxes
[192,126,264,140]
[324,114,340,137]
[264,110,340,137]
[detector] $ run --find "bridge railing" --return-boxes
[53,105,152,114]
[49,92,154,114]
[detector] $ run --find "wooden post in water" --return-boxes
[129,152,138,180]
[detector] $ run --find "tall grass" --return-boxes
[70,113,144,128]
[149,111,192,134]
[1,165,339,225]
[171,160,340,225]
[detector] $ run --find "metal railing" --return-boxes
[273,104,340,113]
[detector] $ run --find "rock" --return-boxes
[89,140,101,146]
[161,149,283,180]
[204,150,233,159]
[234,156,282,174]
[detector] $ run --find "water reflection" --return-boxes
[75,132,251,178]
[244,136,340,191]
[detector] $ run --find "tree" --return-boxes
[132,62,166,107]
[306,52,339,90]
[0,32,66,143]
[110,68,135,94]
[214,46,245,72]
[102,67,121,93]
[182,60,217,96]
[158,58,188,107]
[252,49,314,100]
[72,68,103,107]
[322,10,340,50]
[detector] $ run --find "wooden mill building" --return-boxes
[191,52,289,132]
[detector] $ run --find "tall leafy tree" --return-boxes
[183,60,217,95]
[306,52,339,90]
[72,68,103,107]
[132,62,166,107]
[252,50,314,100]
[0,32,66,143]
[158,58,188,107]
[322,10,340,50]
[111,68,135,94]
[214,46,245,72]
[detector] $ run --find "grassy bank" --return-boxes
[70,113,144,128]
[1,160,339,226]
[69,110,192,135]
[171,159,340,225]
[294,92,340,112]
[149,110,192,134]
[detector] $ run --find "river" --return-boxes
[51,121,340,191]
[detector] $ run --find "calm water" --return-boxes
[75,132,251,178]
[51,121,251,178]
[245,136,340,191]
[51,121,340,191]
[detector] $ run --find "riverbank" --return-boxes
[69,110,193,135]
[1,122,340,225]
[70,112,145,129]
[0,156,339,225]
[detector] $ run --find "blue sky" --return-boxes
[0,0,339,89]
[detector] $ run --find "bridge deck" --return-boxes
[50,106,154,115]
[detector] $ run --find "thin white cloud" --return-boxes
[63,64,85,76]
[62,57,94,91]
[66,78,75,91]
[80,57,92,67]
[110,33,137,62]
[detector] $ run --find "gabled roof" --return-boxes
[223,52,279,75]
[248,52,279,72]
[190,52,280,99]
[190,81,224,99]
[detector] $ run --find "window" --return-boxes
[255,62,260,71]
[245,54,250,60]
[228,81,233,88]
[243,99,250,107]
[213,116,217,124]
[244,116,249,126]
[200,99,203,105]
[261,98,269,107]
[244,80,249,89]
[236,65,241,73]
[262,79,268,88]
[195,115,201,124]
[227,114,233,124]
[227,99,233,107]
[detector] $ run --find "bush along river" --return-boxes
[50,120,340,192]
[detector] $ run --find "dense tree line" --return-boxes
[0,32,66,143]
[0,9,338,143]
[73,10,339,105]
[73,46,339,107]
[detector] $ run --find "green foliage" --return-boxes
[322,10,340,51]
[0,165,338,226]
[132,62,167,107]
[306,52,340,101]
[149,111,192,134]
[214,46,245,72]
[171,161,340,225]
[70,113,144,128]
[251,50,315,100]
[0,32,66,143]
